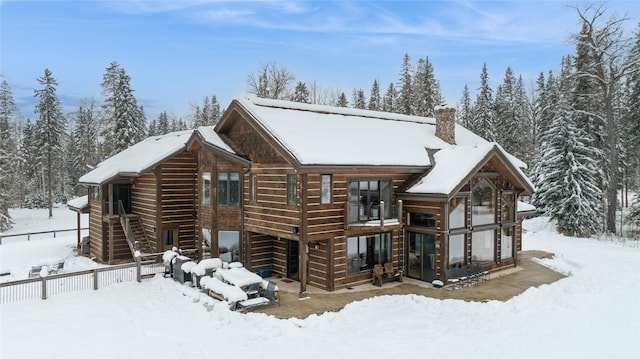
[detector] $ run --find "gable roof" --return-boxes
[405,143,535,197]
[224,97,497,168]
[187,126,250,166]
[79,130,195,185]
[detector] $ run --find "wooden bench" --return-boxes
[372,263,403,287]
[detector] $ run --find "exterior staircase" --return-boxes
[118,201,153,259]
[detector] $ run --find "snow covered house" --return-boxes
[78,97,534,295]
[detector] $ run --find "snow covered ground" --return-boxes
[1,209,639,359]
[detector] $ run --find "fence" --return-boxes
[0,259,166,304]
[0,228,89,244]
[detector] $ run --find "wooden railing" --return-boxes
[118,200,136,248]
[0,260,166,304]
[0,228,89,244]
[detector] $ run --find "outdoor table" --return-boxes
[221,267,263,288]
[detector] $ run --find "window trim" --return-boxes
[218,172,240,206]
[347,179,392,223]
[202,172,211,206]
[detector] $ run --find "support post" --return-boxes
[41,278,47,300]
[93,269,98,290]
[136,256,142,283]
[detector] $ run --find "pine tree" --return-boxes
[368,79,381,111]
[100,61,147,157]
[209,95,221,126]
[0,79,17,230]
[397,53,413,115]
[68,99,100,196]
[458,85,473,127]
[412,56,443,117]
[353,88,366,109]
[148,120,157,136]
[471,63,496,141]
[33,68,67,217]
[494,67,532,163]
[291,82,311,103]
[157,111,170,135]
[382,82,397,113]
[336,92,348,107]
[621,25,640,194]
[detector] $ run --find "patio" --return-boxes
[252,250,565,319]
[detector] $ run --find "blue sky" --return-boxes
[1,0,638,122]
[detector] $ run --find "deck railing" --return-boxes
[0,259,166,304]
[0,228,89,244]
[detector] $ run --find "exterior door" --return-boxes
[287,239,299,281]
[406,232,436,282]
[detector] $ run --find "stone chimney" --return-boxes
[435,107,456,145]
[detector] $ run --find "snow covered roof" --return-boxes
[233,97,493,167]
[79,130,194,185]
[66,195,89,213]
[406,143,535,196]
[517,201,537,213]
[196,126,236,154]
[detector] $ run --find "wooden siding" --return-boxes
[88,199,105,261]
[223,114,284,163]
[159,151,198,251]
[131,171,158,251]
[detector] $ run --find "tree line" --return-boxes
[1,4,638,237]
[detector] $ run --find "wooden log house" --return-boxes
[78,97,534,296]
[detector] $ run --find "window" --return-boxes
[202,172,211,205]
[449,233,465,266]
[321,174,331,204]
[472,177,496,225]
[218,230,240,262]
[347,180,392,223]
[90,186,101,202]
[501,227,514,260]
[163,228,177,247]
[250,174,257,202]
[409,212,436,228]
[501,192,516,224]
[472,229,495,262]
[287,174,296,205]
[449,197,466,229]
[218,172,239,206]
[347,233,391,274]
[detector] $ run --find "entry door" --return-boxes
[287,240,299,281]
[406,232,436,282]
[113,184,131,214]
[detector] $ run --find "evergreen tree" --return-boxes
[0,79,17,230]
[412,56,442,117]
[368,79,381,111]
[536,93,603,237]
[336,92,348,107]
[382,82,397,113]
[20,120,42,208]
[494,67,532,164]
[33,68,67,217]
[148,120,157,136]
[68,99,100,196]
[291,82,311,103]
[353,88,366,109]
[100,61,147,157]
[397,53,413,115]
[621,25,640,193]
[157,111,170,135]
[458,85,473,127]
[471,63,496,141]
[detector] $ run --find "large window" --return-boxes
[202,172,211,206]
[287,174,296,205]
[472,177,496,225]
[218,172,239,206]
[449,197,466,229]
[472,229,495,262]
[348,180,391,223]
[449,233,465,266]
[321,174,331,204]
[501,227,513,260]
[347,233,391,274]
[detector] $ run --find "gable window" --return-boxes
[287,174,296,205]
[202,172,211,206]
[321,174,331,204]
[348,180,391,223]
[472,177,496,226]
[347,233,391,274]
[218,172,239,206]
[250,174,257,202]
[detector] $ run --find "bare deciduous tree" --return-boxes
[247,62,295,100]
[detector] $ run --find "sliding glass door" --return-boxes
[407,232,436,282]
